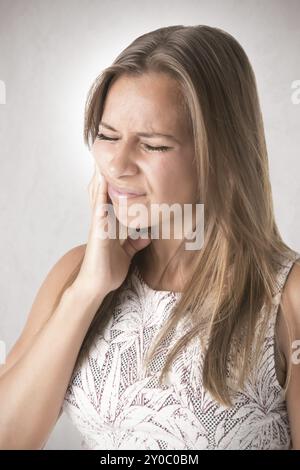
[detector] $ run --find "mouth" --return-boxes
[108,183,146,200]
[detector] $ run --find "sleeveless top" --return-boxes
[62,249,300,450]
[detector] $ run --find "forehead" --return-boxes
[102,72,189,131]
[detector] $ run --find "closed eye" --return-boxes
[96,133,172,153]
[97,133,118,142]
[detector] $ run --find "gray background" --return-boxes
[0,0,299,450]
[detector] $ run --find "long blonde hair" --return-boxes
[54,25,297,406]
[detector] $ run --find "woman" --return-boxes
[0,24,299,450]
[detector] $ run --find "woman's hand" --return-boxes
[72,163,151,300]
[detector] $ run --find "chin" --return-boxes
[110,198,150,230]
[115,213,150,231]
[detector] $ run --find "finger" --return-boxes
[94,169,108,217]
[91,167,98,206]
[87,164,98,207]
[97,167,108,196]
[88,178,95,208]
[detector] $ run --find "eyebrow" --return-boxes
[99,121,180,144]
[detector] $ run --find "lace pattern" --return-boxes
[63,250,300,449]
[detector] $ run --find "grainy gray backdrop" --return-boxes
[0,0,299,450]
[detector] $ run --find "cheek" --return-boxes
[155,155,197,202]
[148,159,173,197]
[91,142,110,171]
[156,156,186,186]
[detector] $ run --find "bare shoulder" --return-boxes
[277,259,300,355]
[280,259,300,331]
[277,257,300,449]
[43,243,87,289]
[284,257,300,296]
[0,244,87,376]
[25,243,87,325]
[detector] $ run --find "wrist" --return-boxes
[62,282,108,310]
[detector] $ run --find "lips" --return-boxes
[108,183,146,199]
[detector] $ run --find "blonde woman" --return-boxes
[0,25,299,450]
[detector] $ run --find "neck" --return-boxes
[137,206,200,290]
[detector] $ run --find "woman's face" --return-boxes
[91,71,198,230]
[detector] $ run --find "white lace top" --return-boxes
[63,250,300,450]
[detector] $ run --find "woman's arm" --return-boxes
[0,244,105,449]
[0,244,86,380]
[278,261,300,450]
[0,166,148,450]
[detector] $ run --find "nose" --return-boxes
[106,141,139,179]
